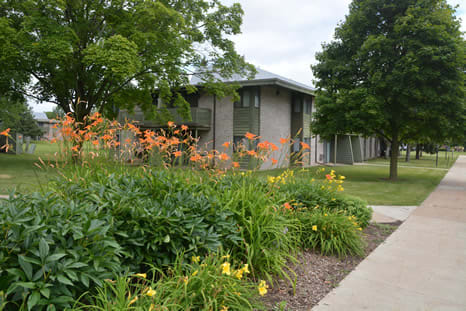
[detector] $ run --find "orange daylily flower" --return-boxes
[181,125,188,131]
[280,138,289,144]
[244,132,256,140]
[190,154,202,162]
[325,174,333,180]
[232,162,240,168]
[219,153,230,161]
[92,140,99,146]
[167,121,175,128]
[300,142,310,150]
[222,141,230,148]
[284,202,292,210]
[271,158,278,165]
[246,150,257,156]
[71,145,80,152]
[0,128,11,136]
[257,142,269,150]
[174,151,182,157]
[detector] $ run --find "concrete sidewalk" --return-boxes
[313,156,466,311]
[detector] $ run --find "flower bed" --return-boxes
[0,117,373,310]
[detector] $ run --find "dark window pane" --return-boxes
[243,90,250,107]
[293,98,301,113]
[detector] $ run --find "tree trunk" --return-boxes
[405,144,410,162]
[415,144,421,160]
[389,133,399,180]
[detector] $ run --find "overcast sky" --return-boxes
[32,0,465,112]
[224,0,465,86]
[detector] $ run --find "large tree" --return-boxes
[0,97,43,138]
[311,0,465,180]
[0,0,254,123]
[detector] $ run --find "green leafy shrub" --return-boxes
[74,253,265,310]
[0,193,123,310]
[53,170,242,270]
[279,178,372,228]
[297,210,365,257]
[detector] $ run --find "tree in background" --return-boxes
[45,105,65,120]
[0,97,43,138]
[311,0,465,180]
[0,0,254,124]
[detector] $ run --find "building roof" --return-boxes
[190,67,315,96]
[33,112,49,122]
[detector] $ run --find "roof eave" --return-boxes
[194,78,315,96]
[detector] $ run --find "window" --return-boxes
[254,93,260,108]
[243,90,250,107]
[304,99,311,114]
[234,87,260,108]
[185,93,199,108]
[293,97,301,113]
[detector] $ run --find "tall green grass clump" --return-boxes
[211,174,299,284]
[297,210,366,257]
[74,253,265,311]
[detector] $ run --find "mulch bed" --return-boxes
[262,221,402,310]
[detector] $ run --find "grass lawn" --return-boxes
[368,150,461,169]
[257,163,451,206]
[0,141,60,195]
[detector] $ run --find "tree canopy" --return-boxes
[311,0,465,180]
[0,0,254,123]
[0,97,43,138]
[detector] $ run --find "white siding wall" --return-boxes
[197,92,214,151]
[259,86,292,169]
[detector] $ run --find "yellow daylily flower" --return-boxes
[258,280,268,296]
[145,288,156,297]
[221,262,231,275]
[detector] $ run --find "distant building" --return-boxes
[118,68,380,169]
[33,112,59,140]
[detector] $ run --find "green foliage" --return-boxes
[45,106,65,120]
[279,179,372,228]
[211,174,299,284]
[0,0,254,122]
[74,253,265,310]
[0,193,123,310]
[0,97,43,138]
[297,211,365,257]
[52,169,242,270]
[312,0,465,179]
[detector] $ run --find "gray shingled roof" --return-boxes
[190,67,315,95]
[33,112,49,122]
